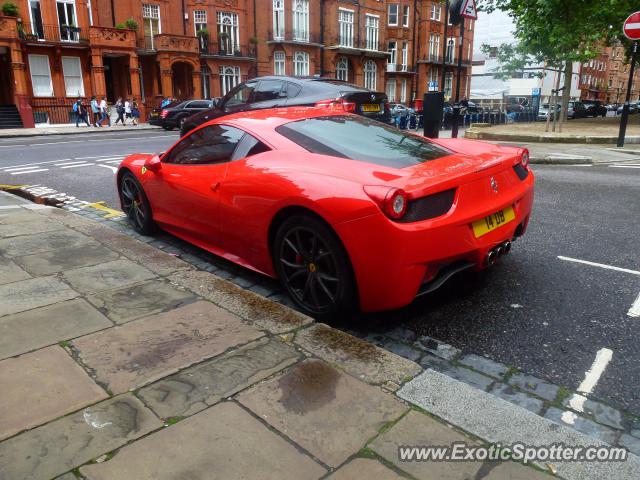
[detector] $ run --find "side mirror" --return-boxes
[144,155,162,172]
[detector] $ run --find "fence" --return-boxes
[31,98,86,125]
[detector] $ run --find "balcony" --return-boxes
[418,54,471,67]
[199,40,256,60]
[20,24,89,45]
[137,34,198,55]
[267,30,323,46]
[326,38,389,58]
[386,64,412,73]
[89,26,136,50]
[0,15,19,39]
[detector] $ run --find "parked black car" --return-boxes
[180,76,391,136]
[149,99,215,130]
[582,100,607,117]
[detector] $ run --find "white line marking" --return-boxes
[609,165,640,169]
[625,22,640,29]
[94,157,124,162]
[59,163,94,169]
[0,144,26,148]
[4,165,45,171]
[104,160,123,164]
[96,164,118,174]
[10,168,49,175]
[628,292,640,318]
[561,348,613,424]
[55,160,90,166]
[557,256,640,276]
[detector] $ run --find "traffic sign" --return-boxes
[623,11,640,40]
[460,0,478,20]
[532,87,541,96]
[428,81,438,92]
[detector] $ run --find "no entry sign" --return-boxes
[623,11,640,40]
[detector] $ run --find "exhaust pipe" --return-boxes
[495,246,504,257]
[502,241,512,254]
[486,250,497,266]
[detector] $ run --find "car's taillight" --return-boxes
[160,109,169,118]
[315,98,356,112]
[520,149,530,170]
[364,186,408,220]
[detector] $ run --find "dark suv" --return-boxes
[582,101,607,118]
[149,99,215,130]
[180,76,391,136]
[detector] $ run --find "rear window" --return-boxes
[276,115,452,168]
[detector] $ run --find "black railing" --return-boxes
[268,30,323,45]
[418,54,471,67]
[20,23,88,43]
[31,97,89,125]
[199,42,255,58]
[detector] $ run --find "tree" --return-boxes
[482,0,639,126]
[479,42,544,80]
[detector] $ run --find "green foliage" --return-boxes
[2,1,19,17]
[249,36,259,45]
[124,18,138,30]
[480,42,545,80]
[115,22,126,29]
[196,27,210,37]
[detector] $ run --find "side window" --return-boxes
[285,82,302,98]
[163,125,245,165]
[253,80,285,102]
[189,101,210,109]
[224,81,257,108]
[231,133,271,161]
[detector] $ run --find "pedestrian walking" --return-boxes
[131,100,140,126]
[74,98,90,127]
[124,98,132,125]
[114,97,125,126]
[99,97,111,127]
[90,96,100,127]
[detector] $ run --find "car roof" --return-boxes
[222,106,343,129]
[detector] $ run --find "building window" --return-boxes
[217,12,239,54]
[62,56,83,96]
[338,8,354,47]
[386,79,396,102]
[292,0,309,42]
[388,4,398,26]
[364,60,377,90]
[400,78,407,103]
[273,0,284,40]
[444,72,453,98]
[402,5,410,27]
[274,50,286,75]
[430,4,441,21]
[365,14,379,51]
[401,41,408,71]
[220,66,240,95]
[194,10,207,35]
[336,57,349,81]
[446,37,455,63]
[429,34,440,61]
[201,64,211,99]
[293,51,309,76]
[428,67,439,90]
[28,54,53,97]
[56,0,78,42]
[387,41,397,71]
[142,4,161,49]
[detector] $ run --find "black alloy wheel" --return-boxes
[120,172,156,235]
[274,215,355,319]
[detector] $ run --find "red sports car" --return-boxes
[117,107,534,317]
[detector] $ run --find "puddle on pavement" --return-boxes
[278,360,339,414]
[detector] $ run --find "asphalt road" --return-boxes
[1,129,639,416]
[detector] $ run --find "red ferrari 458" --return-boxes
[117,107,534,317]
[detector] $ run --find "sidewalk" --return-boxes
[0,123,162,138]
[0,191,638,480]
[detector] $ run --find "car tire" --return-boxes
[273,214,356,319]
[119,172,156,236]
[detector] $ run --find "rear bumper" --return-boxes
[335,172,535,312]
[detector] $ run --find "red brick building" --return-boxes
[578,51,609,102]
[0,0,474,128]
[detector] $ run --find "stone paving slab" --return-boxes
[13,243,120,276]
[86,279,196,324]
[0,299,112,360]
[0,257,31,285]
[370,410,483,480]
[0,228,95,258]
[0,216,64,238]
[561,395,624,430]
[72,301,263,394]
[327,458,407,479]
[80,401,326,480]
[168,269,311,334]
[0,276,78,317]
[0,394,162,480]
[545,407,618,445]
[238,359,408,468]
[62,259,156,295]
[459,353,510,379]
[508,372,560,402]
[489,383,545,415]
[0,345,108,441]
[139,336,301,419]
[483,462,554,479]
[294,323,422,387]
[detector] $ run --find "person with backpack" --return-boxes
[90,96,100,127]
[74,98,90,127]
[98,97,111,127]
[114,97,125,126]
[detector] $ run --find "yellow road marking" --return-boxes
[0,184,27,190]
[85,201,125,218]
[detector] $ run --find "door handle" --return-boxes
[210,182,220,191]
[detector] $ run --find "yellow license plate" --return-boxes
[151,112,158,117]
[361,104,381,112]
[472,206,516,238]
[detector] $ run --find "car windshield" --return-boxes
[276,115,452,168]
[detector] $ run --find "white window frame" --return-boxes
[430,4,441,21]
[388,4,398,26]
[400,78,407,103]
[364,60,377,90]
[429,67,439,90]
[429,34,440,61]
[336,57,349,81]
[217,11,240,54]
[446,37,455,63]
[273,0,284,40]
[365,14,379,51]
[444,72,453,98]
[219,66,240,95]
[401,41,408,71]
[338,8,354,48]
[201,64,211,99]
[386,79,396,102]
[292,0,309,42]
[274,50,286,75]
[28,54,54,97]
[402,5,410,27]
[56,0,79,42]
[293,51,309,76]
[61,56,84,97]
[194,10,207,35]
[387,41,397,71]
[142,4,161,49]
